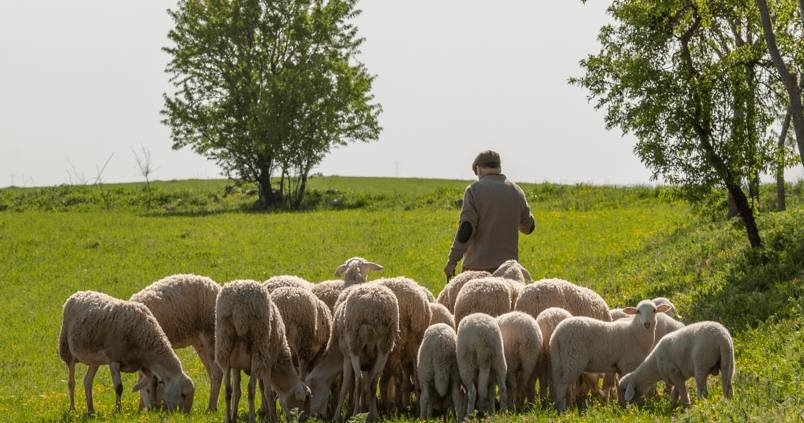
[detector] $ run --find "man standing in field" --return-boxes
[444,150,536,278]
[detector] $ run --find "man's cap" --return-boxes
[472,150,501,173]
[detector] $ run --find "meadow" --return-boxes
[0,177,801,421]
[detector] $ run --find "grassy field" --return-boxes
[0,177,801,421]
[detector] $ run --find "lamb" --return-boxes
[59,291,195,414]
[270,286,332,377]
[214,280,310,423]
[496,311,543,410]
[263,275,314,292]
[514,278,611,323]
[534,307,573,404]
[436,270,491,313]
[330,283,400,423]
[453,277,513,326]
[129,274,221,411]
[611,297,681,322]
[457,313,508,416]
[611,299,685,342]
[417,323,464,422]
[619,321,735,407]
[373,277,432,413]
[429,302,456,328]
[550,299,671,411]
[492,259,533,282]
[312,257,384,313]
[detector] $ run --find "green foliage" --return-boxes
[0,177,800,421]
[163,0,381,208]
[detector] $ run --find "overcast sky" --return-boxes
[1,1,801,188]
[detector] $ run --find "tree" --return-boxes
[162,0,381,209]
[575,0,787,248]
[756,0,804,167]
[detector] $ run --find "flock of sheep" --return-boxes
[58,257,736,422]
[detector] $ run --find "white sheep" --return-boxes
[214,280,310,423]
[619,321,735,407]
[331,283,400,423]
[534,307,572,405]
[129,274,221,411]
[263,274,314,292]
[457,313,508,416]
[550,299,671,411]
[270,286,332,377]
[496,311,543,410]
[514,278,611,323]
[453,277,513,326]
[429,302,456,328]
[417,323,465,421]
[373,277,432,414]
[436,270,492,313]
[59,291,195,414]
[492,259,533,282]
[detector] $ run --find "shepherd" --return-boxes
[444,150,536,279]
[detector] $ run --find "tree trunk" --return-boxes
[726,182,763,248]
[257,170,275,208]
[757,0,804,167]
[777,109,791,211]
[292,169,309,210]
[727,192,739,219]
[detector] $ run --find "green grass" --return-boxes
[0,176,801,421]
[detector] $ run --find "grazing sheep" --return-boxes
[374,277,432,413]
[550,300,671,411]
[270,286,332,377]
[59,291,195,414]
[417,323,464,422]
[496,311,543,410]
[436,270,491,313]
[264,275,314,292]
[514,278,611,323]
[429,303,456,328]
[215,280,310,423]
[129,274,221,411]
[619,321,735,407]
[332,283,400,423]
[457,313,508,416]
[534,307,572,404]
[492,259,533,282]
[453,277,513,326]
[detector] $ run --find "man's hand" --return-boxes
[444,261,457,280]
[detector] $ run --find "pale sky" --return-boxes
[1,1,801,188]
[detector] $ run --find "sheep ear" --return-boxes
[521,267,533,282]
[334,263,348,277]
[359,261,383,274]
[656,304,671,314]
[624,383,636,402]
[623,307,638,315]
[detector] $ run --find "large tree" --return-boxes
[575,0,788,248]
[162,0,381,208]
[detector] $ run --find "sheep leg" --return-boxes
[506,371,517,411]
[247,357,258,423]
[223,367,232,423]
[67,360,76,412]
[350,355,363,416]
[537,359,549,406]
[83,364,99,414]
[194,337,222,411]
[366,351,388,423]
[464,380,477,417]
[694,368,709,399]
[495,363,508,413]
[109,362,124,412]
[450,378,465,423]
[334,357,353,422]
[232,370,242,421]
[419,382,431,420]
[670,376,690,407]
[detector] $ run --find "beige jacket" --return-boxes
[447,174,534,271]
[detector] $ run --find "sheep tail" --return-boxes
[358,324,376,346]
[477,365,491,401]
[434,363,450,398]
[720,336,735,398]
[231,307,251,338]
